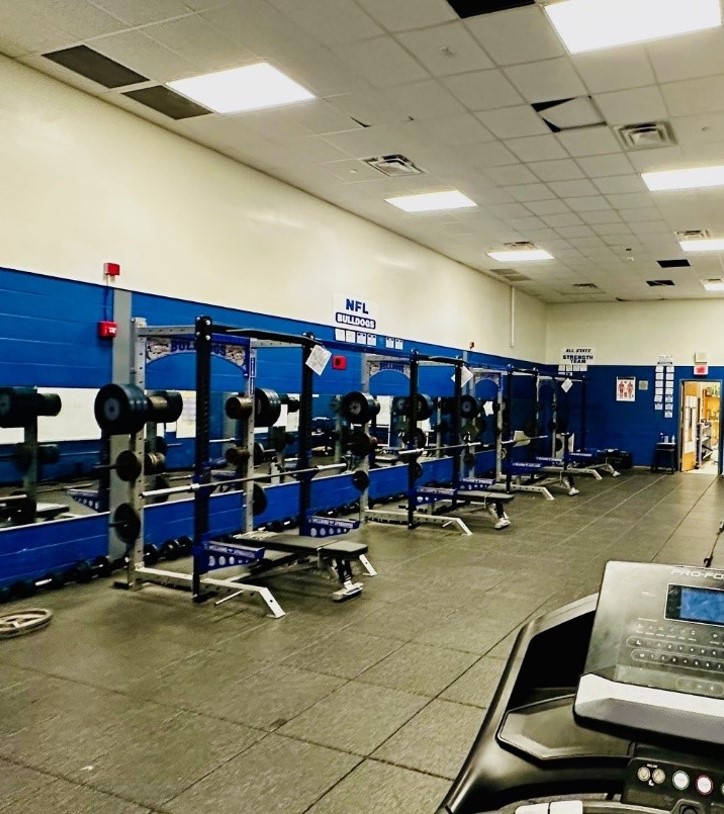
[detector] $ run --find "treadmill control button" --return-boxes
[637,767,652,783]
[696,775,714,796]
[672,770,690,791]
[652,769,666,785]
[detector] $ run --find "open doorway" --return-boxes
[679,380,722,474]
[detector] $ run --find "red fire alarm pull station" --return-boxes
[104,262,121,277]
[98,320,118,339]
[694,364,709,376]
[332,355,347,371]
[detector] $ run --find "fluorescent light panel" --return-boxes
[544,0,721,54]
[701,279,724,291]
[681,238,724,252]
[642,165,724,191]
[167,63,314,114]
[487,249,554,262]
[385,190,477,212]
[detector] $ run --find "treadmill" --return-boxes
[438,560,724,814]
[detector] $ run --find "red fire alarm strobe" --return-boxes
[331,355,347,371]
[104,262,121,277]
[694,364,709,376]
[98,320,118,339]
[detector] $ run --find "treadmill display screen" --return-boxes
[667,584,724,625]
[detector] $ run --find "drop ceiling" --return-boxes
[4,0,724,303]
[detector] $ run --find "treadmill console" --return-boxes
[575,560,724,744]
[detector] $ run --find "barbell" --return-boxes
[1,443,60,472]
[226,388,300,427]
[94,384,183,435]
[0,387,62,428]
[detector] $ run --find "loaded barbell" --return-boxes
[94,384,183,435]
[226,388,300,427]
[0,387,62,428]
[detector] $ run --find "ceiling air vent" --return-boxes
[657,259,690,268]
[363,154,423,178]
[491,268,530,282]
[614,122,675,150]
[675,229,710,241]
[647,279,675,287]
[573,283,598,289]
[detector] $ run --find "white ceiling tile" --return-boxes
[91,0,196,26]
[143,15,259,73]
[542,213,584,228]
[556,127,621,157]
[0,0,94,55]
[465,6,565,66]
[506,216,546,232]
[354,0,456,32]
[273,100,363,136]
[321,158,386,182]
[332,36,429,87]
[443,68,525,112]
[555,225,595,238]
[605,192,655,210]
[579,210,623,225]
[281,135,351,163]
[594,86,668,126]
[548,179,599,197]
[592,224,634,237]
[419,112,496,146]
[571,45,655,94]
[662,76,724,117]
[396,22,493,76]
[625,207,663,223]
[527,159,586,182]
[506,134,568,162]
[647,27,724,84]
[565,196,612,212]
[504,58,587,104]
[593,175,647,194]
[671,112,724,148]
[575,153,634,178]
[322,123,421,159]
[92,29,195,81]
[456,140,519,168]
[569,236,607,248]
[680,141,724,165]
[384,79,465,120]
[267,0,383,45]
[483,164,539,185]
[526,199,571,215]
[488,203,532,219]
[476,105,550,139]
[504,183,556,202]
[626,145,683,172]
[328,88,414,126]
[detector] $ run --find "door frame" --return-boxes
[679,379,723,475]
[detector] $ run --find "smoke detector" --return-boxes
[363,154,423,178]
[614,122,675,150]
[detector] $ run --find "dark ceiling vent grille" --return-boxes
[44,45,147,88]
[123,86,211,120]
[657,259,691,268]
[445,0,533,18]
[573,283,598,289]
[491,268,531,282]
[647,279,675,287]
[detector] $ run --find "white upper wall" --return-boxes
[546,301,724,366]
[0,56,546,362]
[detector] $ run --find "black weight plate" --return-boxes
[340,391,377,424]
[413,462,423,480]
[225,394,253,420]
[94,383,147,435]
[12,443,33,472]
[522,419,538,438]
[144,451,166,475]
[115,450,142,482]
[151,475,171,504]
[460,395,478,419]
[225,446,251,467]
[252,482,268,515]
[93,556,113,578]
[38,444,60,465]
[176,535,193,556]
[476,414,488,433]
[347,429,376,457]
[113,503,141,543]
[148,390,183,424]
[391,396,408,415]
[254,388,282,427]
[414,394,434,420]
[351,470,370,492]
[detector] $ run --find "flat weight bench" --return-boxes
[237,531,372,601]
[505,461,579,497]
[416,484,514,530]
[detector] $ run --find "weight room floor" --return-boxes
[1,471,721,814]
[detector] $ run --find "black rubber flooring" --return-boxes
[0,469,721,813]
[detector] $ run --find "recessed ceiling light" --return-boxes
[167,63,314,114]
[385,190,477,212]
[642,165,724,191]
[544,0,722,54]
[701,279,724,292]
[487,249,554,262]
[680,238,724,252]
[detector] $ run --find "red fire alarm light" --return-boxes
[332,355,347,371]
[98,320,118,339]
[104,262,121,277]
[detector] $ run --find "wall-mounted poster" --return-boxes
[616,377,636,402]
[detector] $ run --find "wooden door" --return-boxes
[681,381,700,471]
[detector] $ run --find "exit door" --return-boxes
[680,381,699,472]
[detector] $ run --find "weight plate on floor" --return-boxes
[0,608,52,639]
